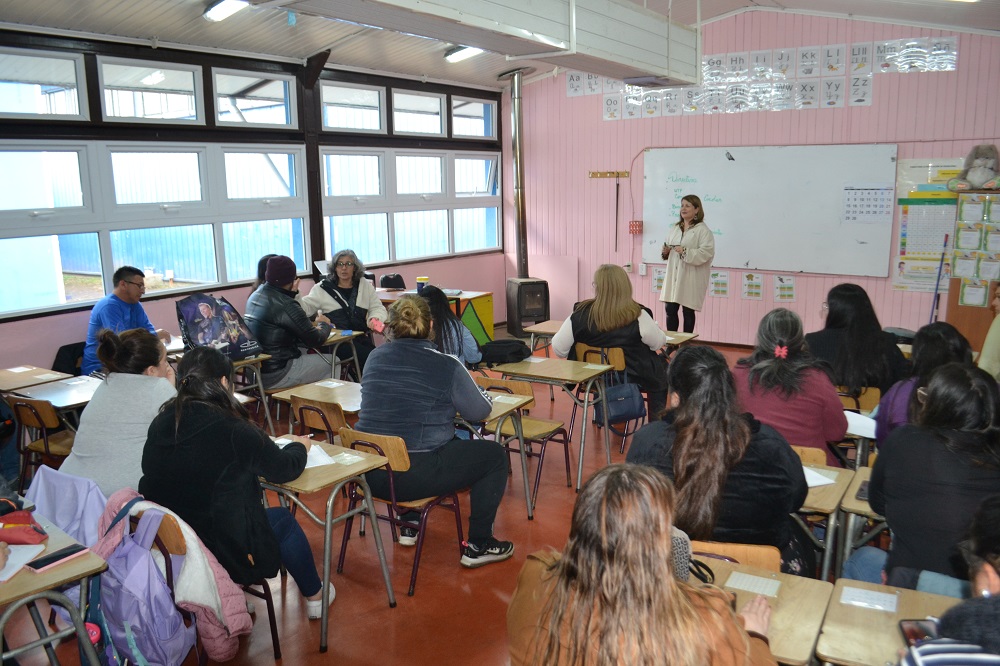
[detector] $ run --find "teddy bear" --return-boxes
[947,144,1000,191]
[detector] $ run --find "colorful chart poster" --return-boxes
[773,275,796,302]
[960,279,989,307]
[710,271,729,297]
[652,267,666,293]
[742,273,763,300]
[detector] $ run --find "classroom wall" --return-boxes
[518,10,1000,344]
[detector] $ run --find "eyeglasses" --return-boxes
[335,261,355,268]
[125,281,146,290]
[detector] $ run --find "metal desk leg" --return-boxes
[839,511,859,578]
[357,475,396,607]
[595,376,611,466]
[574,377,612,491]
[26,602,59,665]
[856,437,871,468]
[507,412,532,519]
[821,509,839,581]
[349,341,362,381]
[248,365,275,436]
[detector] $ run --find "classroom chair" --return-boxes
[570,343,643,452]
[379,274,406,289]
[337,428,463,596]
[833,386,882,467]
[473,376,571,509]
[291,396,350,443]
[9,397,75,494]
[690,540,782,573]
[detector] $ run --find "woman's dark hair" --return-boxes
[737,308,832,396]
[96,328,164,375]
[326,249,365,287]
[667,346,751,539]
[911,322,973,385]
[166,346,247,431]
[915,363,1000,468]
[251,254,278,292]
[968,494,1000,573]
[421,285,463,356]
[823,283,890,394]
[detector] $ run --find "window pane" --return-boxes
[393,92,442,134]
[455,157,497,196]
[224,152,296,199]
[322,84,382,131]
[111,151,202,204]
[223,218,305,280]
[216,72,292,126]
[0,233,100,314]
[395,155,442,195]
[394,210,448,259]
[0,51,81,116]
[452,99,494,138]
[0,150,83,210]
[102,62,197,120]
[326,213,389,264]
[110,224,216,293]
[454,207,499,252]
[324,154,381,197]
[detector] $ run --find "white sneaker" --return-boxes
[305,583,336,620]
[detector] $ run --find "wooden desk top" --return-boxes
[494,357,612,384]
[839,466,881,519]
[802,464,854,515]
[816,578,961,666]
[325,330,364,346]
[662,331,699,345]
[708,559,833,666]
[12,376,103,410]
[0,515,106,607]
[231,353,272,369]
[264,441,387,496]
[482,392,533,422]
[522,320,563,337]
[0,367,71,393]
[270,380,362,414]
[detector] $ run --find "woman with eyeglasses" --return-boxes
[804,283,909,396]
[899,494,1000,664]
[868,363,1000,590]
[299,249,387,372]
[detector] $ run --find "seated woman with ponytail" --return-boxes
[733,308,848,467]
[61,328,176,497]
[627,346,811,575]
[139,347,334,619]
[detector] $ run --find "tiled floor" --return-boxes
[9,337,748,666]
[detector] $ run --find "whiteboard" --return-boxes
[641,144,898,276]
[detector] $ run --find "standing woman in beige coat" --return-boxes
[659,194,716,333]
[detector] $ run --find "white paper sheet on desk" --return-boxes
[305,447,338,468]
[33,373,63,381]
[840,586,898,612]
[523,357,546,363]
[803,466,836,487]
[844,410,876,439]
[0,545,45,582]
[316,380,343,388]
[725,571,781,597]
[6,367,29,373]
[584,363,610,370]
[492,395,521,404]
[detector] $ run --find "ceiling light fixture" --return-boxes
[444,46,483,64]
[203,0,250,22]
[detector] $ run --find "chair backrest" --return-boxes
[52,341,85,376]
[837,386,881,413]
[790,445,826,466]
[473,376,536,409]
[12,398,61,430]
[291,395,348,440]
[379,273,406,289]
[573,343,626,371]
[690,540,781,572]
[363,271,376,287]
[133,511,187,556]
[339,427,409,472]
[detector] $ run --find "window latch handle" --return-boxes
[29,210,53,218]
[159,204,180,212]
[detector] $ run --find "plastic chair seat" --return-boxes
[484,416,563,440]
[26,430,75,457]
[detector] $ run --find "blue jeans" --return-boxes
[266,507,322,597]
[842,546,886,584]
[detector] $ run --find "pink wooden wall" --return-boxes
[513,11,1000,345]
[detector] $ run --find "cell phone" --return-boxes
[26,544,88,573]
[855,480,870,502]
[899,619,939,647]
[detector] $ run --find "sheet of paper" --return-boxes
[316,380,343,388]
[0,544,46,582]
[273,438,293,448]
[844,410,876,438]
[840,586,898,612]
[803,466,836,487]
[329,451,364,465]
[491,395,521,404]
[306,446,337,468]
[524,357,546,363]
[584,363,610,370]
[32,373,63,381]
[724,571,781,597]
[6,367,29,373]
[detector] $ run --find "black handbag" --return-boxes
[594,371,646,426]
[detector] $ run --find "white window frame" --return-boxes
[451,95,497,140]
[0,47,89,121]
[212,67,299,130]
[393,151,446,205]
[101,142,212,221]
[217,144,307,215]
[320,81,387,135]
[452,151,500,199]
[97,56,205,125]
[391,90,447,137]
[319,148,388,209]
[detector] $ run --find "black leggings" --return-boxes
[664,302,696,333]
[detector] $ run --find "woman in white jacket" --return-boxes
[659,194,715,333]
[299,249,387,372]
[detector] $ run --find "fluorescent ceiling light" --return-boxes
[140,70,165,86]
[204,0,250,22]
[444,46,483,64]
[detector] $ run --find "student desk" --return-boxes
[324,329,364,380]
[377,289,494,343]
[232,354,275,435]
[271,379,363,418]
[706,559,833,666]
[800,464,854,581]
[0,367,70,393]
[838,466,886,577]
[493,357,612,491]
[457,391,535,519]
[815,578,961,666]
[522,320,698,355]
[11,376,103,430]
[0,514,107,664]
[259,439,393,654]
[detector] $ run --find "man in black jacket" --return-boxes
[245,255,333,389]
